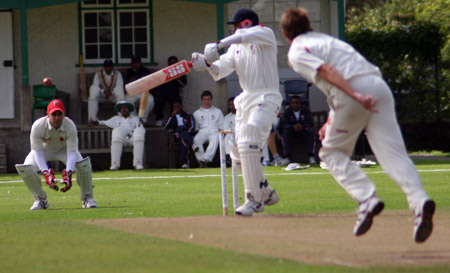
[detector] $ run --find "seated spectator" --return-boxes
[164,99,195,169]
[281,95,316,164]
[88,59,125,122]
[192,90,224,167]
[124,55,154,124]
[88,101,145,170]
[152,56,187,126]
[223,97,236,166]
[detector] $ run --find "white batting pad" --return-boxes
[75,157,94,200]
[15,164,47,200]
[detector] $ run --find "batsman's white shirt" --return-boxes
[287,31,429,212]
[211,25,282,144]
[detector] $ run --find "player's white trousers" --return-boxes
[235,90,282,203]
[319,75,429,212]
[88,85,125,121]
[24,149,83,171]
[193,129,219,162]
[111,126,146,168]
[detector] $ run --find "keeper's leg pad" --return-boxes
[75,157,94,200]
[15,164,47,200]
[237,124,265,203]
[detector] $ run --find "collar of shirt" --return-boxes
[102,69,114,77]
[46,118,65,131]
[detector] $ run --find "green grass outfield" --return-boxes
[0,160,449,273]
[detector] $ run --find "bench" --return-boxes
[77,125,173,170]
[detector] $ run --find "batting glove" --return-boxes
[60,169,73,193]
[204,42,220,63]
[191,52,211,72]
[43,168,59,191]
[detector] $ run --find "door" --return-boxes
[0,11,14,119]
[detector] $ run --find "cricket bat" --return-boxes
[126,60,192,97]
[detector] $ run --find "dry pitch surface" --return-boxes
[87,210,450,268]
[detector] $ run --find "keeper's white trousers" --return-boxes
[24,149,83,171]
[111,126,145,168]
[319,75,429,213]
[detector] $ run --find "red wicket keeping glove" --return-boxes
[43,168,59,191]
[60,169,73,193]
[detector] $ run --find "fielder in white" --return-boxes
[192,9,282,216]
[15,99,97,210]
[89,101,146,170]
[88,59,125,122]
[192,90,224,167]
[281,7,435,243]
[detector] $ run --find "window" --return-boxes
[80,0,152,65]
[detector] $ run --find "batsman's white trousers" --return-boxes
[24,149,83,171]
[193,129,219,162]
[319,75,429,212]
[235,90,282,203]
[111,126,145,167]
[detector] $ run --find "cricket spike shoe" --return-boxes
[82,198,97,209]
[353,195,384,236]
[30,199,50,211]
[414,199,435,243]
[235,194,264,216]
[261,180,280,206]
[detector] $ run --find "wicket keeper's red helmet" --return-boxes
[227,9,259,28]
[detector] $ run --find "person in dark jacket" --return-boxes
[164,99,195,168]
[281,95,316,164]
[152,56,187,126]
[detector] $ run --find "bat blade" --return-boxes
[126,60,192,97]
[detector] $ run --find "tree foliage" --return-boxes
[346,0,450,123]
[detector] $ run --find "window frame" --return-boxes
[117,9,150,64]
[79,0,154,66]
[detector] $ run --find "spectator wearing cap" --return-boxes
[88,59,125,122]
[151,56,187,126]
[124,55,155,124]
[281,95,316,164]
[89,100,146,170]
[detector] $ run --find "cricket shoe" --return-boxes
[235,199,264,216]
[110,165,120,171]
[353,195,384,236]
[30,199,49,211]
[271,157,290,166]
[181,164,190,169]
[309,156,317,164]
[261,180,280,206]
[414,199,435,243]
[135,163,144,170]
[82,198,97,209]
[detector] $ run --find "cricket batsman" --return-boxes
[281,7,435,243]
[16,99,97,210]
[191,9,282,216]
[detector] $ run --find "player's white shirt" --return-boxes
[223,112,236,131]
[99,114,141,137]
[30,116,79,153]
[193,106,224,131]
[211,25,279,93]
[288,31,381,109]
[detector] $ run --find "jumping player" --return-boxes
[280,7,435,242]
[191,9,281,216]
[16,99,97,210]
